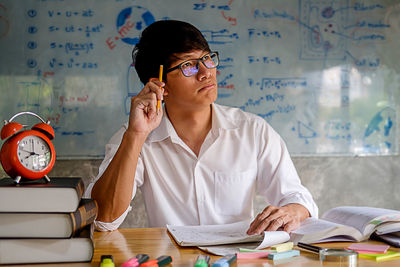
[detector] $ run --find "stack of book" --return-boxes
[0,177,97,265]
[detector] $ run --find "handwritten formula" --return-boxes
[0,0,398,157]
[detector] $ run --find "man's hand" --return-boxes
[127,79,165,136]
[247,203,310,235]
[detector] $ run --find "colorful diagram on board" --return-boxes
[116,6,155,45]
[363,107,395,154]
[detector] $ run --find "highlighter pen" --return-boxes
[136,254,150,264]
[140,255,172,267]
[100,255,115,267]
[194,255,210,267]
[156,255,173,266]
[297,242,323,253]
[121,258,139,267]
[211,254,237,267]
[157,65,163,112]
[121,254,149,267]
[139,260,156,267]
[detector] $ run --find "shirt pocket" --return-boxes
[214,168,257,216]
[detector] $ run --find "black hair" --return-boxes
[132,20,210,84]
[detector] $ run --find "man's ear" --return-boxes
[163,84,169,96]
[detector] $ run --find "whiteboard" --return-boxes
[0,0,399,158]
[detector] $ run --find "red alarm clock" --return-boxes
[1,111,56,184]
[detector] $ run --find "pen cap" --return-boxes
[157,255,173,265]
[135,254,149,264]
[100,255,115,267]
[196,255,210,262]
[223,254,237,264]
[195,255,210,267]
[101,255,114,261]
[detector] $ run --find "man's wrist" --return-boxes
[124,129,148,143]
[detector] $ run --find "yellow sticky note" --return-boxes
[271,242,294,253]
[359,251,400,262]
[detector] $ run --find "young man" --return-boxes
[85,20,318,234]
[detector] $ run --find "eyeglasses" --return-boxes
[165,52,219,77]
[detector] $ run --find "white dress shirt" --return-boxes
[85,103,318,231]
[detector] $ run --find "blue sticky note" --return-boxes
[268,249,300,260]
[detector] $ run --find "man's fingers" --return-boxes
[247,206,297,235]
[247,208,274,234]
[283,220,298,233]
[248,206,274,232]
[251,216,285,234]
[131,93,159,119]
[139,79,164,99]
[248,217,277,235]
[141,81,164,114]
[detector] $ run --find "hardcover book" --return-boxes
[0,224,94,264]
[0,177,84,212]
[0,198,97,238]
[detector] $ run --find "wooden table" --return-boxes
[3,228,400,266]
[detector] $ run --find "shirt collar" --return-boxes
[146,103,239,143]
[211,103,238,131]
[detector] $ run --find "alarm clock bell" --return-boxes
[0,111,56,184]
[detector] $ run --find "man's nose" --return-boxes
[196,61,211,80]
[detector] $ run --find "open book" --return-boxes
[290,206,400,246]
[167,220,290,255]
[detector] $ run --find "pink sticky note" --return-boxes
[347,243,390,253]
[236,251,272,259]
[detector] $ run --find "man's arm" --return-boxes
[247,120,317,234]
[91,131,146,222]
[91,79,164,223]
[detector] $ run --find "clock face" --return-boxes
[17,135,51,171]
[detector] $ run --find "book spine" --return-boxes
[76,178,85,200]
[69,199,98,236]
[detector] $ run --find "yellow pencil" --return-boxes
[157,65,163,112]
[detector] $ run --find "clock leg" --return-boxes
[14,176,22,184]
[44,175,51,182]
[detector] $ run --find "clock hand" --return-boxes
[25,152,38,159]
[20,148,36,154]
